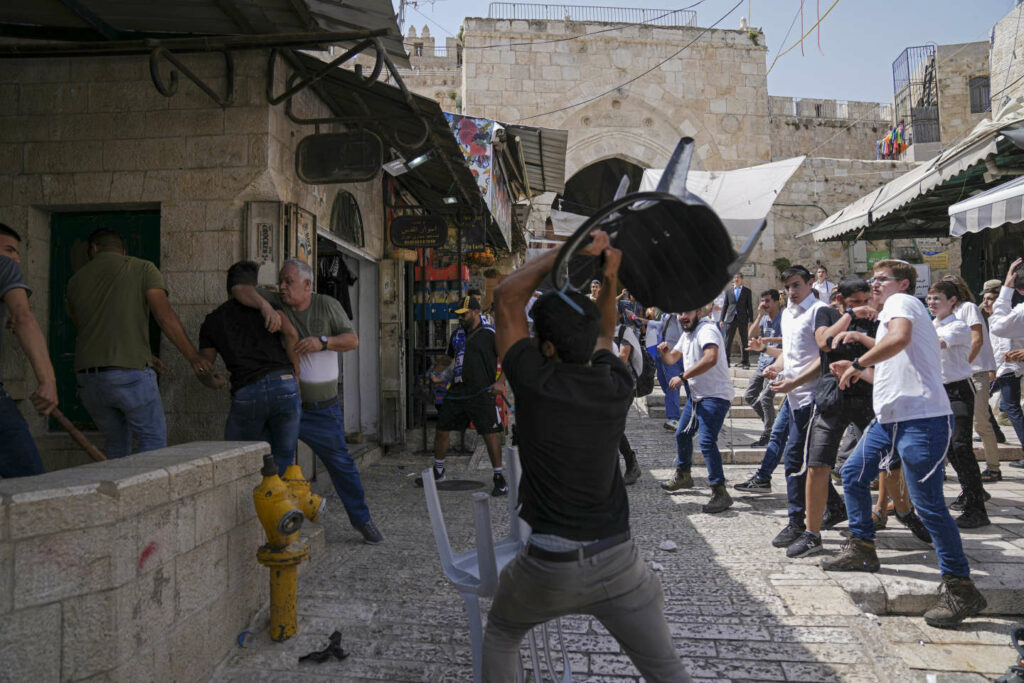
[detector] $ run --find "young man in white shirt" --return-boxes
[812,265,837,303]
[763,265,828,550]
[657,309,735,513]
[827,260,985,629]
[988,257,1024,470]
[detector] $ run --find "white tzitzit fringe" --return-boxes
[917,415,952,484]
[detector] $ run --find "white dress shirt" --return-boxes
[933,314,973,384]
[780,294,827,409]
[989,286,1024,339]
[811,279,836,303]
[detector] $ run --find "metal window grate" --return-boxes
[970,76,991,114]
[892,45,940,144]
[487,2,697,27]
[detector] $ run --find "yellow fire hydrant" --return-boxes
[253,454,311,641]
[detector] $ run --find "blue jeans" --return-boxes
[0,388,44,478]
[841,416,970,578]
[299,401,371,527]
[224,371,301,470]
[674,397,730,485]
[782,403,814,527]
[754,397,792,482]
[655,357,683,421]
[995,373,1024,444]
[76,368,166,459]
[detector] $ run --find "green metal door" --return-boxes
[49,211,161,429]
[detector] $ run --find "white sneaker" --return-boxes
[663,419,679,431]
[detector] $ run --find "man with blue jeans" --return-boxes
[658,309,734,513]
[67,229,212,458]
[197,261,302,472]
[827,259,985,629]
[744,289,782,446]
[233,259,383,545]
[0,224,59,478]
[988,257,1024,469]
[764,266,827,550]
[645,310,683,430]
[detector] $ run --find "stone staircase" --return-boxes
[646,365,1024,464]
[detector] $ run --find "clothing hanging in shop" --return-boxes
[317,253,358,320]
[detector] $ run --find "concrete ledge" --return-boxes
[0,441,286,682]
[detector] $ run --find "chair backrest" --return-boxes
[502,445,527,546]
[422,469,499,596]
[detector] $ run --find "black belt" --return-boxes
[526,531,631,562]
[302,395,338,411]
[77,366,121,374]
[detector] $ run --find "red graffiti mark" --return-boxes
[139,541,159,570]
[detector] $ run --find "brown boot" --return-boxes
[923,574,987,629]
[701,484,733,513]
[660,467,693,491]
[820,538,880,572]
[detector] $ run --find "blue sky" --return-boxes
[396,0,1016,104]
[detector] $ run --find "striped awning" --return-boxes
[949,175,1024,236]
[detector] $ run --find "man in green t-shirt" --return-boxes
[66,229,211,458]
[233,258,383,545]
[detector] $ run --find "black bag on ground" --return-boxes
[616,325,656,397]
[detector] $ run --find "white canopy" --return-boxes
[949,175,1024,236]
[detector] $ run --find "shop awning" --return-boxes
[502,124,569,195]
[0,0,409,67]
[639,156,806,240]
[800,97,1024,242]
[949,175,1024,236]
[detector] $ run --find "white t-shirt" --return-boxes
[872,293,952,424]
[710,292,726,323]
[812,279,836,303]
[780,295,827,410]
[672,320,733,402]
[613,325,644,378]
[933,315,973,384]
[953,301,995,374]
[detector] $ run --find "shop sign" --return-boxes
[922,250,948,269]
[866,250,890,268]
[390,215,447,248]
[295,131,383,184]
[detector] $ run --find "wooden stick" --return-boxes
[51,408,106,461]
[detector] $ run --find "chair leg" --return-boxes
[527,627,542,682]
[461,593,484,683]
[554,618,572,683]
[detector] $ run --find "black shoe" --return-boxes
[702,484,733,514]
[661,467,693,491]
[491,472,509,497]
[1010,458,1024,469]
[623,457,642,486]
[786,531,823,558]
[830,468,842,484]
[772,523,805,548]
[955,507,990,529]
[923,574,987,629]
[749,437,770,447]
[414,466,446,487]
[354,520,384,544]
[949,490,966,511]
[821,505,848,530]
[995,430,1007,444]
[821,538,880,572]
[733,476,771,493]
[895,508,933,544]
[980,468,1002,483]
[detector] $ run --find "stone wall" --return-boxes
[769,96,892,161]
[0,51,386,455]
[461,18,772,174]
[0,441,296,681]
[936,42,990,145]
[990,4,1024,108]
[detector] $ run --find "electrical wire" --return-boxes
[765,0,839,75]
[518,0,744,122]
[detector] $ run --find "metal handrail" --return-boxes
[487,2,697,27]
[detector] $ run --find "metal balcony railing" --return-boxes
[487,2,697,27]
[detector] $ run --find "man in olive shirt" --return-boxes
[66,229,211,458]
[233,258,383,544]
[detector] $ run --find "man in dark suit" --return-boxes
[722,272,753,368]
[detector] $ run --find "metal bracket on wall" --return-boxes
[149,46,234,107]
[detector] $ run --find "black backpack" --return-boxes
[617,325,656,397]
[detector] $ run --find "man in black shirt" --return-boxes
[197,261,302,472]
[482,231,689,682]
[417,296,507,496]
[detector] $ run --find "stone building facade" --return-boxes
[989,4,1024,108]
[0,50,397,467]
[769,96,892,161]
[936,42,992,144]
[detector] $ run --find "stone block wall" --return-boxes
[936,42,990,145]
[769,96,892,161]
[0,51,385,453]
[0,441,272,681]
[461,18,772,173]
[990,4,1024,108]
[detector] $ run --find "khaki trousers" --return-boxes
[971,371,1000,472]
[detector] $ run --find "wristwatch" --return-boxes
[320,335,329,350]
[851,357,866,371]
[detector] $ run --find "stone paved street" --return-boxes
[214,376,1024,682]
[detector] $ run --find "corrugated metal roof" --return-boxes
[0,0,408,67]
[504,123,568,195]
